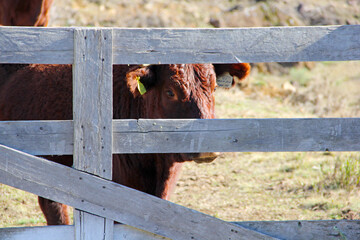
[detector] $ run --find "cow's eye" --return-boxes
[166,90,175,98]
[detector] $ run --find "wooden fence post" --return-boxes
[73,28,113,240]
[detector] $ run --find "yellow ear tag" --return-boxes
[136,76,147,95]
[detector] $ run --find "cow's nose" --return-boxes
[187,152,220,163]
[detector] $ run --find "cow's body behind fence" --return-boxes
[0,0,53,27]
[0,63,250,225]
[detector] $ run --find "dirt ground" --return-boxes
[1,0,360,227]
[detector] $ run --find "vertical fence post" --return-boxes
[73,28,113,240]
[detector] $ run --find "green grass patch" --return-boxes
[317,155,360,191]
[289,67,312,87]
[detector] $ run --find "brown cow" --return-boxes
[0,63,250,225]
[0,0,53,26]
[0,0,53,83]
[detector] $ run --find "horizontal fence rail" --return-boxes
[1,118,359,155]
[235,220,360,240]
[0,27,73,64]
[1,25,360,64]
[112,26,360,64]
[2,220,359,240]
[0,120,73,155]
[0,225,171,240]
[113,118,360,153]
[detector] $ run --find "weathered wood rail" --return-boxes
[0,118,359,155]
[2,220,360,240]
[1,25,360,240]
[1,25,360,64]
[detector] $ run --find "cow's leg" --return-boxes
[38,196,70,225]
[36,156,72,225]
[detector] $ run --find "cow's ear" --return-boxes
[126,66,156,97]
[214,63,251,87]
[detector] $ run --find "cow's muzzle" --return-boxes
[186,152,220,163]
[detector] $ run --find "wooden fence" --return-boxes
[0,25,360,239]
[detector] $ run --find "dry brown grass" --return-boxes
[172,60,360,221]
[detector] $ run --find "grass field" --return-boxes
[172,61,360,222]
[1,0,360,227]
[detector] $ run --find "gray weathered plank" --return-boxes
[73,28,113,179]
[1,118,360,155]
[112,25,360,64]
[73,28,114,240]
[0,120,73,155]
[113,225,169,240]
[74,211,114,240]
[0,144,277,240]
[234,220,360,240]
[0,224,169,240]
[1,25,360,64]
[0,27,73,64]
[0,226,74,240]
[2,221,360,240]
[113,118,360,153]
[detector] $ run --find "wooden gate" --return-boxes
[0,25,360,239]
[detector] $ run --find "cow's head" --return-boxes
[126,63,250,163]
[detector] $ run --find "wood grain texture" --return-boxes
[0,27,73,64]
[74,211,114,240]
[73,28,114,240]
[0,144,276,240]
[0,120,73,155]
[2,221,359,240]
[113,118,360,153]
[1,118,359,155]
[0,224,169,240]
[0,226,74,240]
[1,25,360,64]
[234,220,360,240]
[73,28,113,178]
[112,25,360,64]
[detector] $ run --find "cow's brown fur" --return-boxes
[0,63,250,225]
[0,0,53,27]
